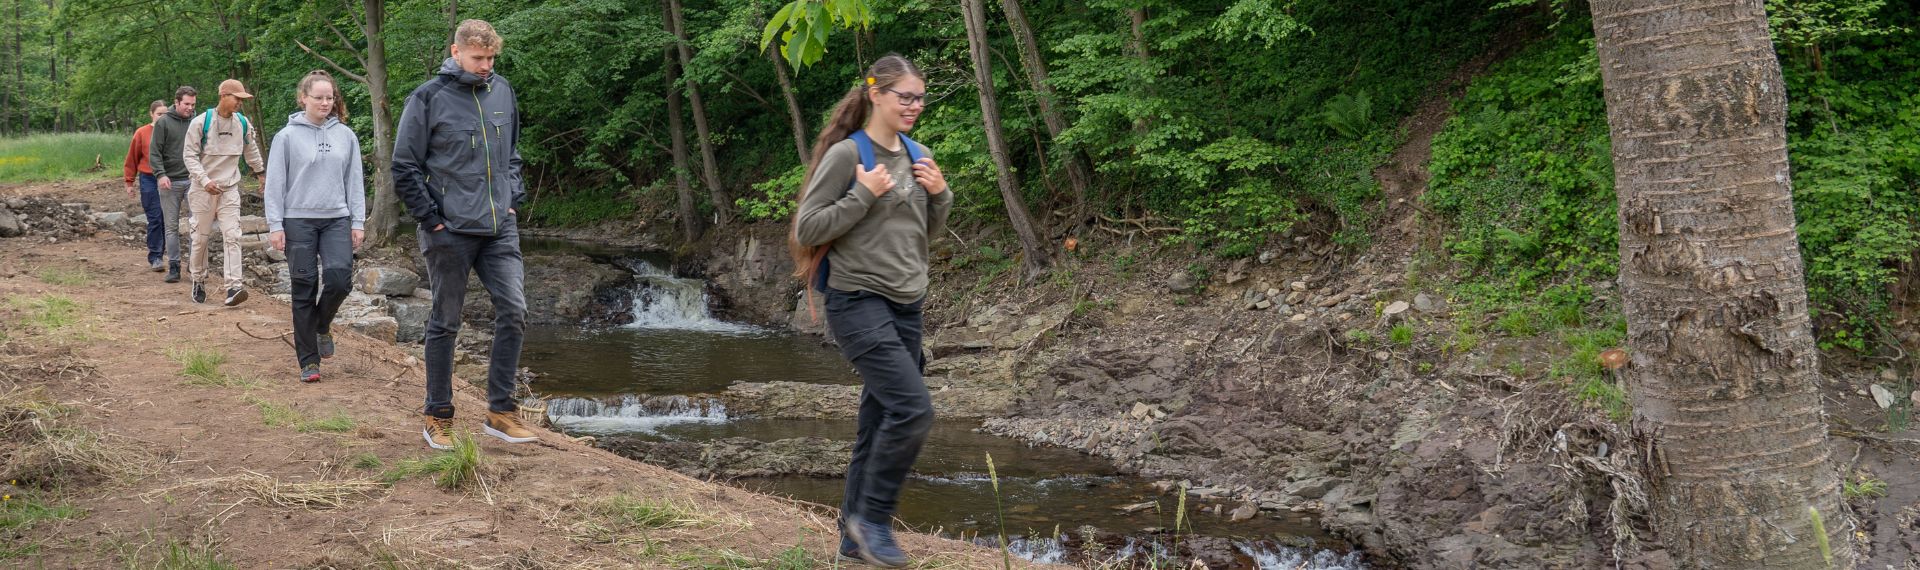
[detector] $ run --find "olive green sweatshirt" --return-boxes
[794,137,954,304]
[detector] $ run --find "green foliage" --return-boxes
[524,184,642,228]
[737,165,804,222]
[350,453,383,470]
[596,495,707,529]
[760,0,873,70]
[1320,92,1373,140]
[1843,476,1889,499]
[1768,0,1905,49]
[169,348,240,388]
[299,412,358,434]
[1389,323,1416,347]
[10,295,82,332]
[248,397,304,428]
[0,134,126,183]
[1345,329,1374,345]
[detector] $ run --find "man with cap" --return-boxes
[181,78,266,306]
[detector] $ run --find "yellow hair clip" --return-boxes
[866,77,876,86]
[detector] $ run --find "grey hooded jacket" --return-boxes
[265,112,367,233]
[392,57,524,235]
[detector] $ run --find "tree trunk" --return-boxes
[962,0,1050,277]
[666,0,731,224]
[1001,0,1090,221]
[769,48,809,164]
[362,0,403,247]
[15,0,25,134]
[665,49,703,242]
[1588,0,1849,567]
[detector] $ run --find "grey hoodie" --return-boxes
[392,57,524,236]
[264,112,367,232]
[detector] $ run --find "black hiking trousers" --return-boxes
[285,216,354,368]
[825,286,934,526]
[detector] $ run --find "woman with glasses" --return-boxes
[790,54,950,568]
[264,70,367,383]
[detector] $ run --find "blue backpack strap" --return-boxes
[898,133,925,164]
[199,110,213,151]
[815,131,922,293]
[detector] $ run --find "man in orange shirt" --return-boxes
[123,100,168,272]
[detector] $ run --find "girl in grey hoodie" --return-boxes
[265,70,367,383]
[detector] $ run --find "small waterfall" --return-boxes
[970,536,1069,565]
[1235,540,1368,570]
[544,394,728,435]
[619,259,757,333]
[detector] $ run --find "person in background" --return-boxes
[180,79,265,307]
[148,86,198,283]
[123,99,169,273]
[265,70,365,383]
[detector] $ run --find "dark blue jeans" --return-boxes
[419,220,525,415]
[137,173,163,263]
[285,217,354,367]
[826,287,933,525]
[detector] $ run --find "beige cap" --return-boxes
[217,79,253,100]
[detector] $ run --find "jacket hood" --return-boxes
[166,107,193,120]
[285,112,340,130]
[438,57,493,87]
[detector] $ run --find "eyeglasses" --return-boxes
[879,87,927,107]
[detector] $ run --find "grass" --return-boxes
[350,453,382,470]
[1389,323,1416,347]
[35,267,91,287]
[594,495,708,530]
[242,396,357,433]
[1843,476,1889,500]
[383,433,481,490]
[169,347,246,387]
[0,384,147,486]
[1344,329,1373,345]
[1550,316,1631,421]
[9,294,82,332]
[1,491,81,557]
[0,133,127,182]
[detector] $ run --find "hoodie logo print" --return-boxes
[316,142,334,154]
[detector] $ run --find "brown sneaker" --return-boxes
[484,410,539,443]
[422,413,456,450]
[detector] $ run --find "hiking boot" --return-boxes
[845,518,909,568]
[837,531,865,565]
[317,333,336,359]
[149,259,165,272]
[483,410,539,444]
[191,281,206,303]
[223,287,248,307]
[165,261,180,283]
[422,412,456,450]
[299,364,321,383]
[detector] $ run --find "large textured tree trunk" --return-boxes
[769,48,809,164]
[961,0,1050,277]
[666,0,731,224]
[1000,0,1090,222]
[1589,1,1849,567]
[665,49,703,243]
[362,0,401,247]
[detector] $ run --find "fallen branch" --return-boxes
[234,322,294,349]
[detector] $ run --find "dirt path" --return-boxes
[0,182,1036,568]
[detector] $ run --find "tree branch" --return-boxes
[325,21,368,67]
[294,39,369,84]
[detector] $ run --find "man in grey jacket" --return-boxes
[393,19,540,450]
[149,86,198,283]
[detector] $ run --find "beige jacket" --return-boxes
[181,110,265,192]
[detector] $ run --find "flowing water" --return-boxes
[517,240,1367,569]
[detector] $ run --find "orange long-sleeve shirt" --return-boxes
[123,124,154,184]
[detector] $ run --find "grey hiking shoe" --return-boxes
[299,364,321,383]
[317,333,335,359]
[845,518,908,568]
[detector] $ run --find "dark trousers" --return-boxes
[286,217,354,367]
[137,174,163,263]
[419,221,525,415]
[827,287,934,525]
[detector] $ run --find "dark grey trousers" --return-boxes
[826,287,934,525]
[419,220,526,415]
[285,217,353,367]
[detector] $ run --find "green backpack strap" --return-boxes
[198,111,251,151]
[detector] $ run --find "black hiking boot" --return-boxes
[165,261,181,283]
[191,281,206,303]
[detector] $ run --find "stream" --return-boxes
[515,239,1367,569]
